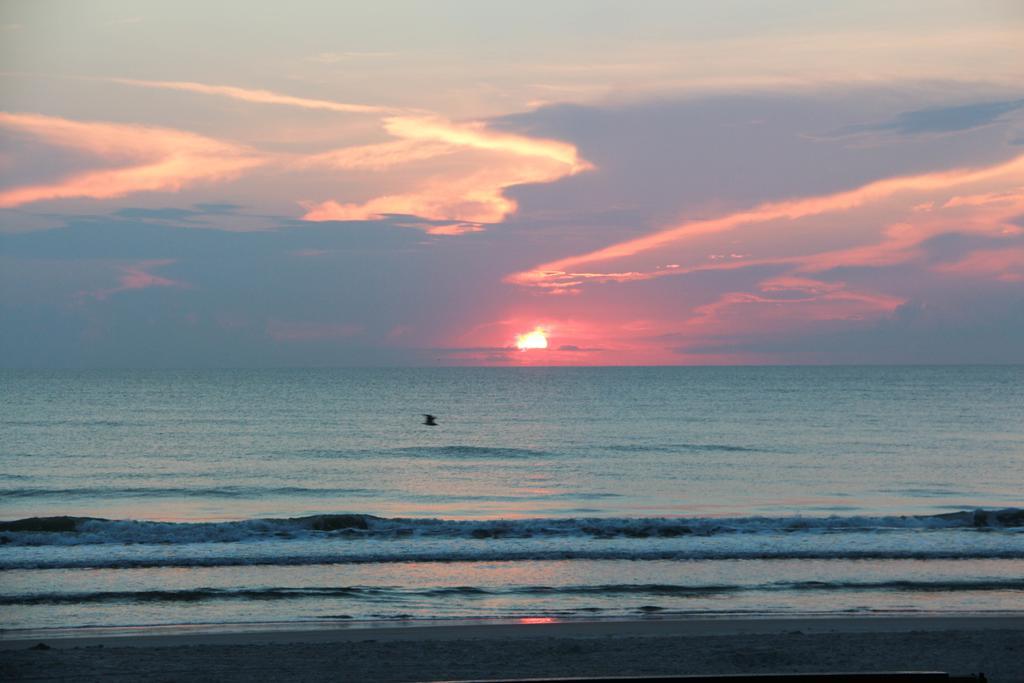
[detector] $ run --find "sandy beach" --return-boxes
[3,616,1021,682]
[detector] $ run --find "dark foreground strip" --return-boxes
[439,673,986,682]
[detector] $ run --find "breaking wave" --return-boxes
[1,508,1021,547]
[4,578,1023,606]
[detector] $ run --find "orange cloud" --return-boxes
[508,152,1024,288]
[298,139,455,171]
[382,116,590,172]
[304,164,547,224]
[0,112,265,207]
[496,152,1024,361]
[301,116,592,225]
[105,78,592,230]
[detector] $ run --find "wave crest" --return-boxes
[4,578,1023,606]
[1,508,1021,548]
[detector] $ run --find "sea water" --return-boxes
[1,366,1022,633]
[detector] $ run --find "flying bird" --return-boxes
[422,414,437,426]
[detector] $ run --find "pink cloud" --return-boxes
[493,152,1024,361]
[425,223,486,236]
[99,79,592,231]
[79,260,185,301]
[943,189,1024,208]
[301,168,522,224]
[661,278,906,352]
[933,247,1024,282]
[0,112,265,207]
[449,316,662,366]
[758,276,847,294]
[793,222,932,274]
[507,152,1024,288]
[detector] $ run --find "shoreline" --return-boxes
[3,615,1022,682]
[4,618,1019,679]
[3,613,1024,649]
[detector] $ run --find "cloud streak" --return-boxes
[676,277,906,344]
[0,112,265,207]
[110,78,405,115]
[499,145,1024,359]
[508,152,1024,289]
[301,115,592,225]
[934,246,1024,282]
[79,259,185,301]
[109,78,592,229]
[297,139,455,171]
[382,116,590,171]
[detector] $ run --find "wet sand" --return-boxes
[2,616,1021,682]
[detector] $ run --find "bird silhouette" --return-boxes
[422,414,437,426]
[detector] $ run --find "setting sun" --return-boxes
[515,326,549,351]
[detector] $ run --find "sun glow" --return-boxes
[515,327,549,351]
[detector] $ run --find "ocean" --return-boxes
[1,366,1022,634]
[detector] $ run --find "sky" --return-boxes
[1,0,1023,367]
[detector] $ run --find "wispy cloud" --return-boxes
[297,139,455,171]
[500,148,1024,357]
[508,152,1024,290]
[303,166,549,224]
[934,246,1024,282]
[676,278,906,344]
[108,78,591,229]
[302,115,592,224]
[0,112,265,207]
[110,78,406,115]
[79,259,185,301]
[297,114,590,172]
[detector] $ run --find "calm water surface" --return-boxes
[2,367,1022,631]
